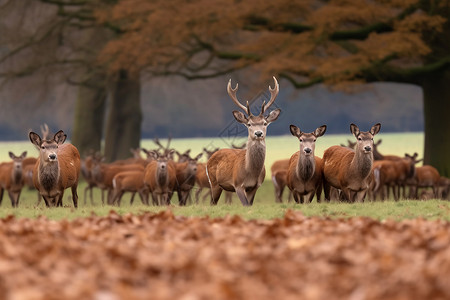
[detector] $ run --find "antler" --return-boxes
[227,79,250,115]
[262,76,279,113]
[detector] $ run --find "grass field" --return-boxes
[2,131,448,221]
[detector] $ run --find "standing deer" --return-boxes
[175,153,202,206]
[0,151,27,207]
[206,76,281,206]
[287,125,327,204]
[143,150,177,205]
[323,123,381,202]
[29,130,81,208]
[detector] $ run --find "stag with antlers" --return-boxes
[206,77,281,206]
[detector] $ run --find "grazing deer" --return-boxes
[175,153,202,205]
[143,150,177,205]
[323,123,381,202]
[206,76,281,206]
[29,130,81,208]
[0,151,27,207]
[287,125,327,203]
[271,159,291,203]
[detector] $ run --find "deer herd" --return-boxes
[0,77,449,208]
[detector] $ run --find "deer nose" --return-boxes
[49,154,57,160]
[255,131,263,138]
[304,148,312,154]
[364,146,372,152]
[160,164,166,169]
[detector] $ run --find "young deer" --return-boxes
[0,151,27,207]
[29,130,81,208]
[287,125,327,204]
[323,123,381,203]
[206,77,281,206]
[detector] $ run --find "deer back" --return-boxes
[323,145,356,189]
[415,165,440,187]
[113,170,145,192]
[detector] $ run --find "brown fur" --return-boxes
[271,159,291,203]
[32,142,81,208]
[287,153,323,204]
[143,159,176,206]
[407,165,440,199]
[111,170,148,206]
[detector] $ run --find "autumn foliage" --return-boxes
[0,210,449,299]
[94,0,447,85]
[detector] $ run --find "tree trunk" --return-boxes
[104,70,142,162]
[422,69,450,177]
[72,79,106,157]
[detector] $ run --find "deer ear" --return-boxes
[8,152,15,159]
[21,151,27,159]
[289,125,301,137]
[350,123,360,137]
[54,130,67,145]
[232,110,248,124]
[370,123,381,135]
[195,153,203,160]
[29,132,42,148]
[314,125,327,137]
[266,108,281,123]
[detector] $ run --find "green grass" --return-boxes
[1,177,449,221]
[1,132,445,222]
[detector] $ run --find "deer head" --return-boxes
[290,125,327,156]
[350,123,381,154]
[29,130,67,163]
[228,76,281,141]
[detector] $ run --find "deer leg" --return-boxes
[293,192,301,204]
[83,186,89,205]
[8,191,16,208]
[129,192,136,205]
[71,185,78,208]
[195,187,202,204]
[210,185,223,205]
[225,192,233,204]
[0,188,4,206]
[235,187,249,206]
[151,192,158,206]
[323,181,331,202]
[354,190,367,203]
[138,190,148,205]
[245,186,258,206]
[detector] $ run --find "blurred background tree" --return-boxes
[0,0,449,175]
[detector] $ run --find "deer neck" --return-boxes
[245,139,266,176]
[351,147,373,179]
[296,153,315,181]
[39,160,60,193]
[11,165,23,186]
[156,165,168,187]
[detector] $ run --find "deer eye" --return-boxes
[41,146,45,149]
[358,137,362,141]
[264,122,268,126]
[299,139,303,142]
[314,139,317,142]
[247,123,251,127]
